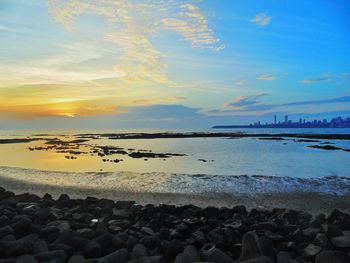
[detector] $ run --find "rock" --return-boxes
[282,210,312,226]
[22,203,39,215]
[174,246,200,263]
[0,240,33,258]
[67,254,87,263]
[301,227,319,240]
[201,244,235,263]
[183,245,201,262]
[258,236,275,260]
[131,243,148,259]
[315,250,350,263]
[323,223,343,238]
[35,207,54,221]
[311,214,326,227]
[327,209,350,224]
[112,236,127,249]
[238,257,273,263]
[113,209,129,218]
[34,250,66,262]
[16,254,39,263]
[331,236,350,248]
[0,225,14,236]
[83,241,102,258]
[115,201,135,209]
[141,226,155,236]
[139,256,165,263]
[276,251,292,263]
[101,248,129,263]
[12,216,32,236]
[239,231,261,260]
[165,239,183,260]
[313,233,331,250]
[94,233,114,250]
[303,243,322,258]
[76,228,96,239]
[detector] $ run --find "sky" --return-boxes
[0,0,349,129]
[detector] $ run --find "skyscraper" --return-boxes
[284,115,288,123]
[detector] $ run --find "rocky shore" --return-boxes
[1,188,350,263]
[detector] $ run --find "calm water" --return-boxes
[0,128,349,195]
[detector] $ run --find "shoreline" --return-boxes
[2,132,350,144]
[1,166,350,215]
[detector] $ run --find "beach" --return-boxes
[1,131,350,262]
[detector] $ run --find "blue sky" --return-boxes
[0,0,349,129]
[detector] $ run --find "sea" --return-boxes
[0,128,349,196]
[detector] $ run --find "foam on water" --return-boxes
[0,166,349,196]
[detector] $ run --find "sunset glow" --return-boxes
[1,0,349,128]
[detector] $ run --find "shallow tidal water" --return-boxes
[0,128,349,196]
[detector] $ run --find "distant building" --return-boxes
[212,115,350,129]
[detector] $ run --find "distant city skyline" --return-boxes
[213,115,350,129]
[0,0,349,129]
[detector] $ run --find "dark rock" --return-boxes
[76,228,96,239]
[139,256,165,263]
[331,236,350,248]
[313,233,331,250]
[131,243,148,259]
[12,216,32,236]
[16,254,38,263]
[94,233,114,250]
[258,236,275,260]
[165,239,183,260]
[276,251,293,263]
[35,207,54,221]
[115,201,136,209]
[48,243,75,256]
[201,243,235,263]
[141,226,155,236]
[315,250,350,263]
[303,243,322,258]
[34,250,66,262]
[0,225,14,236]
[311,214,326,227]
[100,248,129,263]
[282,210,312,226]
[0,240,33,257]
[67,254,87,263]
[238,256,273,263]
[112,236,127,249]
[33,239,48,254]
[239,231,261,260]
[323,223,343,238]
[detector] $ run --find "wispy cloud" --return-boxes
[257,74,276,81]
[48,0,224,84]
[224,93,268,109]
[250,13,272,27]
[302,73,349,84]
[207,94,350,115]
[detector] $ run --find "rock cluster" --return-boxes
[1,187,350,262]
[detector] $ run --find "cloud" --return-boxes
[161,4,225,51]
[208,94,350,115]
[302,73,349,84]
[250,13,272,27]
[257,74,276,81]
[224,93,268,109]
[0,83,186,119]
[48,0,224,84]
